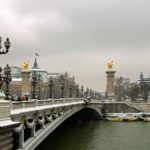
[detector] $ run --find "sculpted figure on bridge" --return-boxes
[22,61,29,71]
[107,60,114,70]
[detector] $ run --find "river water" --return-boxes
[36,121,150,150]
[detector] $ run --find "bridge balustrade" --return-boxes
[9,98,89,150]
[1,98,143,150]
[10,98,85,110]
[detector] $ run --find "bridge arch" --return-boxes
[24,105,101,150]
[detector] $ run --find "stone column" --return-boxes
[106,70,116,101]
[21,70,30,98]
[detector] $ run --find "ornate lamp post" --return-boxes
[49,76,53,98]
[69,82,73,98]
[38,74,42,100]
[86,87,89,97]
[76,84,79,98]
[96,92,98,100]
[93,91,96,99]
[81,85,84,98]
[60,81,64,98]
[92,90,95,99]
[0,37,11,55]
[0,36,11,99]
[3,64,12,100]
[31,71,37,99]
[0,67,3,91]
[90,89,92,98]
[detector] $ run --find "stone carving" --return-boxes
[22,61,29,71]
[107,60,114,69]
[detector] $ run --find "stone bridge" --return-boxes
[0,99,141,150]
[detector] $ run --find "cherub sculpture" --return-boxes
[22,61,29,71]
[107,60,114,69]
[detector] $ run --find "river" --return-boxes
[36,121,150,150]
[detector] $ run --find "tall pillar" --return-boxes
[106,60,116,101]
[21,70,30,98]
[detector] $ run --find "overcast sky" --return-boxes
[0,0,150,92]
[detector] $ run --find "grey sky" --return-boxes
[0,0,150,91]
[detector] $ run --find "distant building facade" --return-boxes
[8,59,80,99]
[139,72,150,84]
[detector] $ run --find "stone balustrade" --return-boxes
[129,102,150,112]
[10,98,84,110]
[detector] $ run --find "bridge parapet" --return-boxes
[128,102,150,112]
[10,98,84,110]
[6,99,143,150]
[10,98,89,150]
[4,98,142,150]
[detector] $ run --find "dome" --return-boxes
[30,58,49,83]
[10,58,49,83]
[30,68,49,83]
[10,67,49,83]
[11,66,22,78]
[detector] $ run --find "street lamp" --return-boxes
[0,37,11,99]
[0,37,11,55]
[31,71,37,99]
[92,90,95,99]
[81,85,84,98]
[49,76,53,98]
[86,87,89,97]
[69,82,73,98]
[38,73,42,100]
[90,89,92,98]
[76,84,79,98]
[3,64,12,100]
[60,81,64,98]
[94,91,96,99]
[0,67,3,91]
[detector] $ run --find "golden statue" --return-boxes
[107,60,114,69]
[22,61,29,71]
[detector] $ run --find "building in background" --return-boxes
[8,58,97,100]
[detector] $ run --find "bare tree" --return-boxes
[140,82,150,102]
[114,77,130,101]
[127,83,139,101]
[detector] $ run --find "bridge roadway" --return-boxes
[0,98,142,150]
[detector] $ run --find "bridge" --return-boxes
[0,98,141,150]
[0,51,146,150]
